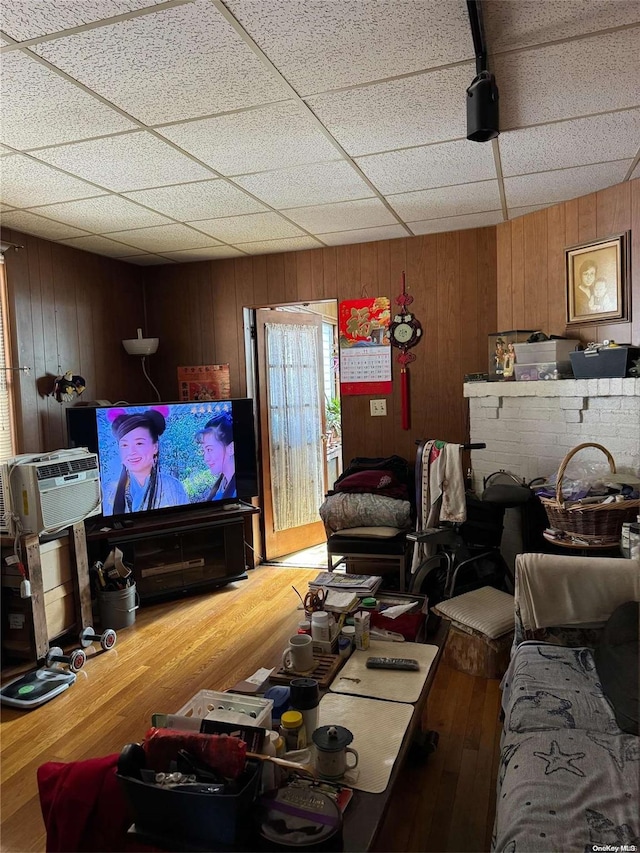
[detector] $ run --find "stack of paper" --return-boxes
[323,589,360,613]
[309,572,382,597]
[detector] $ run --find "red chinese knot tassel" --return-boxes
[401,367,409,430]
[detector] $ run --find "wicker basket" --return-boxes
[540,443,640,543]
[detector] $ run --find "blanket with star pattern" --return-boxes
[492,642,639,852]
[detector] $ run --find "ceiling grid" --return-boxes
[0,0,638,264]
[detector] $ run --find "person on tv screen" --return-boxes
[104,407,189,514]
[196,412,237,501]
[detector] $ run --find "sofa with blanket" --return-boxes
[492,552,639,852]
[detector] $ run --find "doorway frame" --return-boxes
[244,298,342,563]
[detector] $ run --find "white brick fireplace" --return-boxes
[465,378,640,488]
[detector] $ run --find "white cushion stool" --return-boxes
[433,586,515,679]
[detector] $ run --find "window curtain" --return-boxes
[266,322,324,532]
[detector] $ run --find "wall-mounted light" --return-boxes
[122,328,159,356]
[122,328,161,402]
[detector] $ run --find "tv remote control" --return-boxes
[365,657,420,671]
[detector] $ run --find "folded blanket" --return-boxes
[516,552,640,631]
[319,492,412,535]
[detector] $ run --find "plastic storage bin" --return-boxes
[117,759,260,847]
[513,339,580,364]
[176,690,273,729]
[514,362,572,381]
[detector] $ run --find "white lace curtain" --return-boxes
[266,322,324,532]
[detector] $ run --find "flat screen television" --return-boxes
[66,399,259,520]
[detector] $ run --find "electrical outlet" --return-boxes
[370,399,387,417]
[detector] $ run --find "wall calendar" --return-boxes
[338,297,391,396]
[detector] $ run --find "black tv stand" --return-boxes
[86,505,259,603]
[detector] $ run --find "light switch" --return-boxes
[370,399,387,416]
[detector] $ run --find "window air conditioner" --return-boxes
[0,449,101,536]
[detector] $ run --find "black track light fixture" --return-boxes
[466,0,499,142]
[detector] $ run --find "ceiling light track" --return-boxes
[466,0,499,143]
[467,0,488,76]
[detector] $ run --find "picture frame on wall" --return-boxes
[566,233,629,325]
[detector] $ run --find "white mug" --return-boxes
[282,634,314,672]
[314,744,359,780]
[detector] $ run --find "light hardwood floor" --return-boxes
[0,565,502,852]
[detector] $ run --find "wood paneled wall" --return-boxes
[145,230,498,465]
[496,179,640,345]
[2,229,148,453]
[4,178,635,462]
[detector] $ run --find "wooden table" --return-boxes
[542,531,622,557]
[338,619,448,852]
[129,606,449,852]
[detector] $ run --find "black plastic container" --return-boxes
[117,760,260,847]
[570,347,640,379]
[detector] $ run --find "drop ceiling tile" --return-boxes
[2,0,168,42]
[161,246,247,261]
[1,153,104,207]
[124,180,267,220]
[485,0,640,52]
[410,210,504,234]
[0,52,136,150]
[32,195,172,232]
[389,181,502,222]
[32,0,287,126]
[508,204,555,219]
[234,236,323,254]
[159,102,341,176]
[357,139,496,195]
[282,198,397,233]
[1,204,15,212]
[504,160,632,208]
[226,0,472,94]
[189,212,305,243]
[632,163,640,180]
[59,235,146,258]
[121,254,173,265]
[500,110,640,177]
[496,29,640,130]
[33,132,213,192]
[319,225,408,245]
[0,145,16,155]
[307,64,473,156]
[0,209,89,240]
[103,224,222,252]
[234,162,373,209]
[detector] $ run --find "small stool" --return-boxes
[327,526,409,592]
[434,586,514,679]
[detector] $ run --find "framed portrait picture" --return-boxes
[566,233,629,325]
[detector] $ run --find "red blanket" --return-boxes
[37,754,155,852]
[332,469,409,500]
